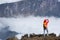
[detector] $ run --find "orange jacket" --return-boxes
[43,19,49,28]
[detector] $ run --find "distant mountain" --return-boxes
[0,26,18,40]
[0,0,60,17]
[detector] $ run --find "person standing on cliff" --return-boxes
[43,19,49,37]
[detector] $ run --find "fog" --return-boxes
[0,16,60,39]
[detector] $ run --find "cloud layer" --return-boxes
[0,16,60,39]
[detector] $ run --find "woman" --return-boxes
[43,19,49,37]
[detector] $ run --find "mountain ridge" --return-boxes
[0,0,60,17]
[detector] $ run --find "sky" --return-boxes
[0,0,60,4]
[58,0,60,2]
[0,0,22,4]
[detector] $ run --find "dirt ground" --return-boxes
[21,33,60,40]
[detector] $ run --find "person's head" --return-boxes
[44,19,49,23]
[44,19,46,23]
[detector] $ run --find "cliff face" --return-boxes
[0,0,60,17]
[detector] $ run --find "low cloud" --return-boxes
[0,16,60,39]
